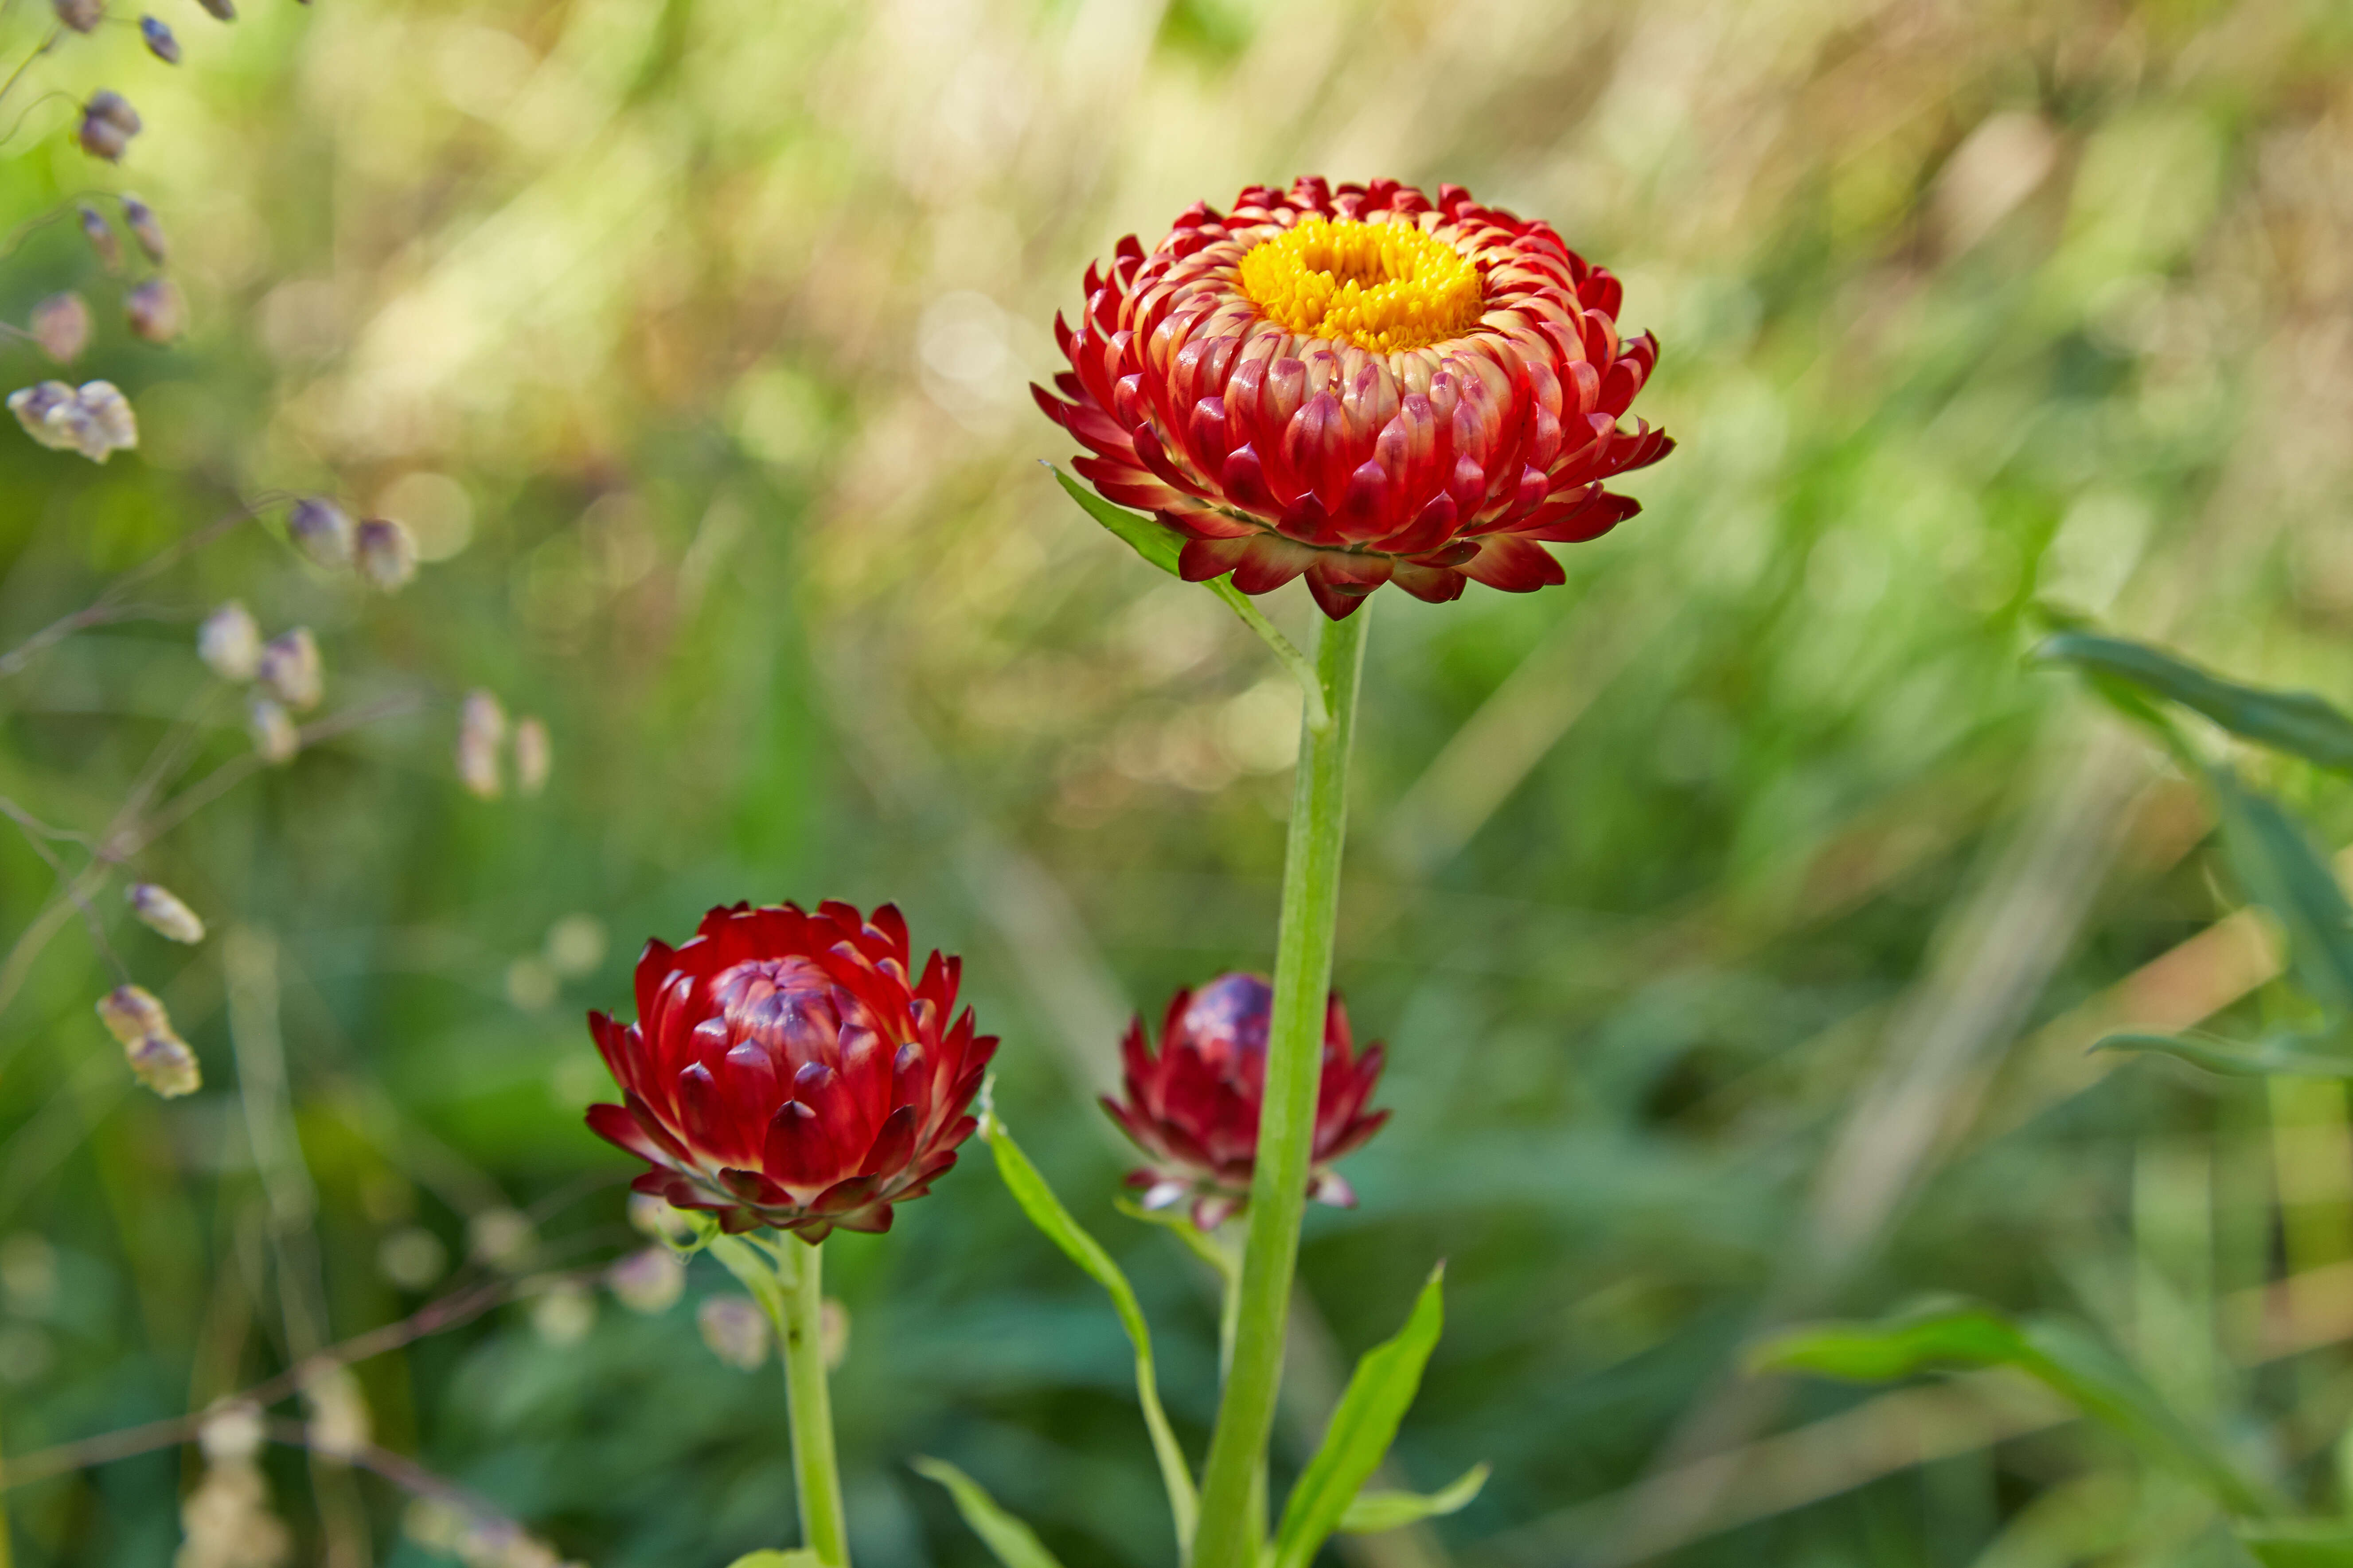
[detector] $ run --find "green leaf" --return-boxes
[1749,1299,2272,1516]
[910,1458,1068,1568]
[2034,633,2353,770]
[1339,1463,1490,1533]
[1270,1264,1449,1568]
[2209,766,2353,1018]
[1047,462,1186,576]
[2095,1030,2353,1077]
[722,1553,824,1568]
[2240,1521,2353,1567]
[981,1108,1198,1553]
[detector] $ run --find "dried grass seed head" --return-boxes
[513,716,550,796]
[138,16,179,62]
[121,195,167,261]
[29,293,90,364]
[9,380,137,463]
[255,628,321,711]
[126,277,182,344]
[605,1246,684,1314]
[696,1295,769,1370]
[77,92,140,162]
[286,497,353,569]
[95,983,168,1044]
[197,601,261,680]
[127,881,205,944]
[125,1030,199,1096]
[195,0,233,19]
[455,690,506,799]
[246,695,299,764]
[77,205,120,272]
[51,0,102,34]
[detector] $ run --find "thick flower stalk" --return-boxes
[586,900,995,1242]
[1036,176,1670,617]
[1107,972,1387,1230]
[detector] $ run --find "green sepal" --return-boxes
[911,1458,1069,1568]
[1749,1298,2273,1516]
[1269,1264,1449,1568]
[980,1102,1198,1553]
[1339,1463,1490,1533]
[2033,632,2353,771]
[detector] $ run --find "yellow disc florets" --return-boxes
[1236,217,1483,354]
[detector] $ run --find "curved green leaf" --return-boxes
[1271,1264,1448,1568]
[981,1108,1197,1553]
[722,1553,823,1568]
[1750,1299,2274,1516]
[2240,1522,2353,1567]
[911,1458,1068,1568]
[1339,1463,1490,1534]
[2034,633,2353,770]
[2095,1030,2353,1078]
[2209,767,2353,1018]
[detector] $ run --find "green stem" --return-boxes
[1191,605,1369,1568]
[712,1235,853,1567]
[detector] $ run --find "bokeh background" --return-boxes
[4,0,2353,1562]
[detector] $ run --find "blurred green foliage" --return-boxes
[4,0,2353,1565]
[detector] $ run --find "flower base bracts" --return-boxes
[1105,972,1387,1229]
[585,901,995,1242]
[1037,177,1671,618]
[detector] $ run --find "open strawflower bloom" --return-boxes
[1037,176,1670,617]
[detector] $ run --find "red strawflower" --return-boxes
[1036,175,1672,619]
[585,901,995,1242]
[1105,972,1389,1230]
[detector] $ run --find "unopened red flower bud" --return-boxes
[455,690,505,800]
[285,497,352,569]
[127,881,205,944]
[96,983,168,1044]
[29,293,90,364]
[697,1296,769,1370]
[197,600,261,680]
[51,0,101,33]
[125,277,181,344]
[354,517,416,592]
[1105,972,1389,1229]
[120,195,166,262]
[138,16,179,62]
[513,716,550,796]
[247,695,298,764]
[605,1247,683,1314]
[77,91,140,162]
[9,380,136,463]
[255,628,320,711]
[126,1030,199,1096]
[77,204,120,272]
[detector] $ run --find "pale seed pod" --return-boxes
[605,1247,684,1315]
[300,1364,371,1460]
[696,1295,769,1370]
[529,1280,594,1346]
[29,293,90,365]
[77,92,140,162]
[120,194,166,262]
[95,983,168,1044]
[455,690,505,800]
[51,0,101,33]
[196,601,261,681]
[126,881,205,944]
[354,517,416,592]
[247,695,299,764]
[255,628,320,711]
[77,204,119,273]
[125,1031,199,1097]
[125,277,181,344]
[285,497,352,569]
[195,1401,266,1465]
[9,380,137,463]
[466,1207,534,1268]
[138,16,179,63]
[513,717,550,797]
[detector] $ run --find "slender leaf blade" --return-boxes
[723,1553,824,1568]
[1339,1463,1490,1533]
[2095,1030,2353,1078]
[1047,463,1184,576]
[2034,633,2353,769]
[1750,1299,2272,1515]
[1271,1264,1448,1568]
[911,1458,1069,1568]
[982,1110,1198,1551]
[2240,1522,2353,1567]
[2209,766,2353,1018]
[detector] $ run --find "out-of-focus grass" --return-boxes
[3,0,2353,1564]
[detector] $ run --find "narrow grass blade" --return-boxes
[2239,1522,2353,1567]
[2034,632,2353,770]
[2096,1030,2353,1078]
[911,1458,1069,1568]
[982,1107,1198,1552]
[1270,1264,1448,1568]
[1339,1463,1489,1533]
[2209,766,2353,1017]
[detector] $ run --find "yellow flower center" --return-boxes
[1237,217,1483,354]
